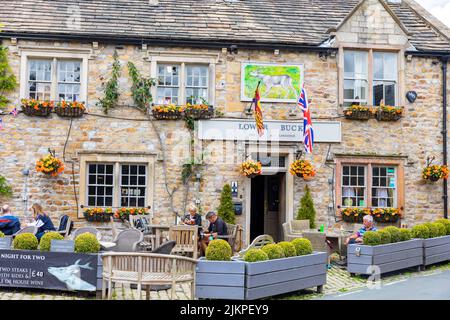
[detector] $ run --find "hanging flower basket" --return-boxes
[55,101,86,118]
[422,165,449,182]
[184,104,214,119]
[83,208,113,222]
[289,159,315,180]
[343,105,372,120]
[239,159,262,178]
[375,106,403,121]
[114,208,149,222]
[152,105,183,120]
[21,99,54,117]
[35,149,64,177]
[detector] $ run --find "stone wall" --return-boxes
[0,36,449,240]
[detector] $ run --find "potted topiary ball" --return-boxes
[436,219,450,235]
[261,244,285,260]
[377,229,392,244]
[74,233,100,253]
[398,228,412,241]
[383,226,401,243]
[13,233,39,250]
[411,224,430,239]
[205,239,232,261]
[363,231,381,246]
[39,231,64,251]
[291,238,313,256]
[277,241,296,258]
[243,248,269,262]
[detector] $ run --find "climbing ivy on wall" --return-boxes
[0,45,17,110]
[96,50,121,114]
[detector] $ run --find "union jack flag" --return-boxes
[298,86,314,153]
[10,108,18,117]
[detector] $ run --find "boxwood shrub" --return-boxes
[0,231,4,238]
[261,244,285,260]
[39,231,64,251]
[291,238,313,256]
[277,241,296,257]
[205,239,232,261]
[411,224,430,239]
[13,233,38,250]
[423,222,439,238]
[436,219,450,235]
[243,249,269,262]
[432,222,446,237]
[363,231,381,246]
[383,226,401,243]
[399,228,412,242]
[74,233,100,253]
[377,229,392,244]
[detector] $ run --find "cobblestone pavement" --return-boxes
[0,262,449,300]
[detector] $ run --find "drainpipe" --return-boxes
[442,55,449,219]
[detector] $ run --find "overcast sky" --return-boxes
[414,0,450,28]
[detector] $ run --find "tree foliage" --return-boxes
[217,184,235,224]
[296,185,316,228]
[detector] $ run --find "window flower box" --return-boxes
[114,207,149,222]
[21,99,54,117]
[184,104,214,119]
[83,208,113,222]
[341,207,401,223]
[375,105,403,121]
[195,252,327,300]
[55,100,86,118]
[343,105,373,120]
[152,104,183,120]
[347,239,423,276]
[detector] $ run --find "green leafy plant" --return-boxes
[205,239,232,261]
[363,231,381,246]
[377,229,392,244]
[96,50,121,114]
[432,222,446,237]
[0,231,4,238]
[436,219,450,235]
[13,233,38,250]
[0,46,17,110]
[243,249,269,262]
[127,62,156,112]
[296,186,316,228]
[39,231,64,251]
[411,224,430,239]
[423,222,440,238]
[261,244,285,260]
[399,228,412,241]
[291,238,313,256]
[0,175,12,197]
[383,226,401,243]
[217,184,235,224]
[277,241,296,257]
[74,233,100,253]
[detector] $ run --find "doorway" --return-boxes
[250,173,286,242]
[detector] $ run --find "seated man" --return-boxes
[346,214,377,245]
[0,205,21,235]
[200,211,228,256]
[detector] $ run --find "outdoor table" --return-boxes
[99,241,117,250]
[304,229,351,259]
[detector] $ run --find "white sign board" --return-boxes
[198,119,341,142]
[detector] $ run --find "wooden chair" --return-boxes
[169,225,198,259]
[44,215,73,238]
[217,223,239,252]
[110,229,144,252]
[238,234,274,257]
[102,252,197,300]
[69,227,102,240]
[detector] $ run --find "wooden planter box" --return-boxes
[376,110,402,121]
[22,106,52,117]
[343,109,371,120]
[0,249,100,292]
[423,235,450,266]
[347,239,423,275]
[152,109,182,120]
[55,107,85,118]
[195,252,327,300]
[184,106,214,119]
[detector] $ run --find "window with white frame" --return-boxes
[86,162,148,208]
[373,52,397,106]
[342,165,366,207]
[344,51,368,106]
[155,63,209,105]
[27,58,82,101]
[372,166,397,208]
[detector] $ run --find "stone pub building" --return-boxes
[0,0,449,245]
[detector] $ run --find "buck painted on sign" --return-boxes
[249,70,297,98]
[48,259,96,291]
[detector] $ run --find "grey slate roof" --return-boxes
[0,0,449,51]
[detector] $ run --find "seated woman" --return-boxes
[345,215,377,245]
[182,204,202,228]
[28,203,56,240]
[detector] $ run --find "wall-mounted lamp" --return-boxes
[228,45,238,55]
[196,173,202,181]
[274,49,280,55]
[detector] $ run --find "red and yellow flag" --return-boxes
[253,87,264,137]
